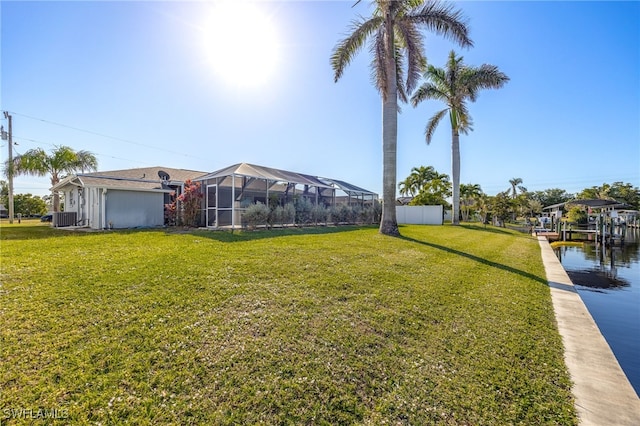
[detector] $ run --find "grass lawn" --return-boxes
[0,221,576,425]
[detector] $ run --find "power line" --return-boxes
[11,135,156,167]
[6,110,201,160]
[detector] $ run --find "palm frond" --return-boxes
[395,19,425,94]
[331,16,383,82]
[75,150,98,173]
[410,82,448,107]
[13,148,49,177]
[409,1,473,49]
[468,64,510,90]
[455,103,473,134]
[370,26,388,99]
[394,43,408,104]
[425,108,448,144]
[425,64,447,86]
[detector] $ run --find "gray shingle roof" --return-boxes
[52,166,207,192]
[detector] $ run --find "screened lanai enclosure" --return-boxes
[195,163,378,228]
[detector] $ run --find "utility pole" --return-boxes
[2,111,15,224]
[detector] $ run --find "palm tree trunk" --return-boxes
[451,129,460,225]
[51,174,60,213]
[379,9,399,237]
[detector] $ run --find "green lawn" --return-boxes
[0,221,576,425]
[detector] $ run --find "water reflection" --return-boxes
[552,229,640,397]
[555,228,639,290]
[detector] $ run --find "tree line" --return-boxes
[397,166,640,225]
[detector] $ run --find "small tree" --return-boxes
[5,146,97,212]
[490,193,513,227]
[567,206,588,224]
[177,180,203,227]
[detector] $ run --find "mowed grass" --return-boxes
[0,221,577,425]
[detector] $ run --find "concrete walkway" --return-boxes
[538,236,640,425]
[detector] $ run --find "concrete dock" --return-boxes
[538,236,640,425]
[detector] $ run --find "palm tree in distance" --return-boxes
[411,50,509,225]
[398,165,439,197]
[332,0,472,236]
[508,177,526,199]
[5,146,98,212]
[460,182,483,222]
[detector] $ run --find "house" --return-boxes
[50,163,378,230]
[51,167,207,229]
[0,203,7,218]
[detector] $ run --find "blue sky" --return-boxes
[1,0,639,199]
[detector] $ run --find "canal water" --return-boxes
[553,230,640,397]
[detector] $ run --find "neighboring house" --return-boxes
[396,197,413,206]
[51,167,206,229]
[0,203,7,218]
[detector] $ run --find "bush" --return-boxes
[269,205,284,226]
[177,180,203,227]
[311,205,329,225]
[359,206,377,224]
[242,203,270,229]
[283,203,296,226]
[164,203,177,226]
[294,197,314,226]
[372,201,382,223]
[330,204,352,225]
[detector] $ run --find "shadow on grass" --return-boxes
[458,223,531,237]
[188,225,377,243]
[0,224,91,241]
[0,223,378,242]
[400,234,548,285]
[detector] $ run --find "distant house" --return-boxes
[51,167,206,229]
[0,203,7,218]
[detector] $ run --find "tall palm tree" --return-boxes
[332,1,471,236]
[6,146,97,212]
[411,50,509,225]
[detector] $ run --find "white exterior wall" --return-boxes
[396,205,444,225]
[62,188,81,215]
[88,187,103,229]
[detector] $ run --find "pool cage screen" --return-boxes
[195,163,377,229]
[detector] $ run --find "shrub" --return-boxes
[349,206,362,224]
[269,205,284,226]
[330,204,352,225]
[311,205,329,225]
[164,202,177,226]
[177,180,204,227]
[294,197,314,226]
[283,203,296,226]
[242,202,270,229]
[359,206,374,224]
